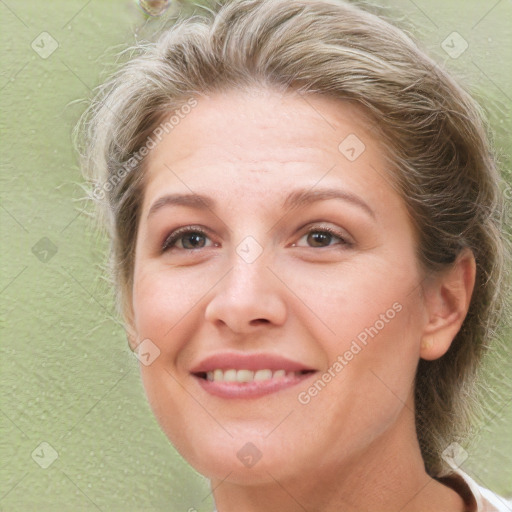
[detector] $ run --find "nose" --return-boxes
[204,250,287,334]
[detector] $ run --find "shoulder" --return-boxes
[438,467,512,512]
[478,485,512,512]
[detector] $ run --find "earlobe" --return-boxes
[420,248,476,361]
[126,331,138,352]
[124,303,139,352]
[420,334,434,352]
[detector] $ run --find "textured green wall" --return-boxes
[1,1,510,510]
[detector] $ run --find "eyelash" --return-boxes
[161,224,353,252]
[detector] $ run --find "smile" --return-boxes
[190,352,317,398]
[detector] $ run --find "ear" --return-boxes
[123,301,139,352]
[126,327,139,352]
[420,248,476,361]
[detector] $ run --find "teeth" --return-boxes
[237,369,254,382]
[224,369,237,382]
[254,369,272,381]
[204,369,301,383]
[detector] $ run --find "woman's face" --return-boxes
[131,88,430,484]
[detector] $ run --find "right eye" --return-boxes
[161,226,217,252]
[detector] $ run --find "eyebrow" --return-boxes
[147,187,375,220]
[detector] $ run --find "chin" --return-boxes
[169,429,302,485]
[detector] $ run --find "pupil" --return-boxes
[183,233,205,249]
[308,232,331,247]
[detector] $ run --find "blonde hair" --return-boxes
[75,0,510,477]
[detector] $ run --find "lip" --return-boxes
[194,371,317,399]
[190,352,316,374]
[190,352,318,399]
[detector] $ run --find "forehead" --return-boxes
[141,87,393,209]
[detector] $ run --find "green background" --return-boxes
[1,0,511,510]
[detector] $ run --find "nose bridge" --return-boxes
[204,237,287,331]
[226,242,275,307]
[222,230,273,298]
[229,244,268,297]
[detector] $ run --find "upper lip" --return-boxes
[190,352,317,374]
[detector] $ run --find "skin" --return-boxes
[129,87,475,511]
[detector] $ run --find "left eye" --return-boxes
[294,227,350,248]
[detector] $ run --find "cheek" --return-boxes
[132,264,208,347]
[297,291,422,451]
[282,251,423,340]
[331,281,422,413]
[131,267,206,447]
[287,255,424,402]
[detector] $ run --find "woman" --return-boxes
[76,0,511,510]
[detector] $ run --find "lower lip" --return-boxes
[193,372,317,399]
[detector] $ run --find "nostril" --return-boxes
[250,318,270,326]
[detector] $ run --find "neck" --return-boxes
[210,403,465,512]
